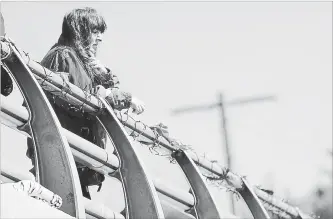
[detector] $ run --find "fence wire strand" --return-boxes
[1,37,315,219]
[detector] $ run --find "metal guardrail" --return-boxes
[0,95,195,208]
[11,47,245,184]
[1,39,312,219]
[2,40,240,190]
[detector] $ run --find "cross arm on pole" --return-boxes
[226,95,277,106]
[171,103,220,115]
[171,95,277,115]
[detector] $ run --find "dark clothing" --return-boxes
[40,45,132,150]
[1,66,13,96]
[27,45,132,198]
[41,45,132,109]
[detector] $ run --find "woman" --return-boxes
[27,7,145,199]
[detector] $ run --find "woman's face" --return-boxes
[89,30,103,56]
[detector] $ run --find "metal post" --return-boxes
[218,93,235,214]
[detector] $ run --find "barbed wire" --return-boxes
[114,106,318,219]
[114,109,245,197]
[2,37,315,219]
[117,110,178,163]
[256,187,319,219]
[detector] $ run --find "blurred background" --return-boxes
[1,1,332,218]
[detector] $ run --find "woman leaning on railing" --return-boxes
[26,7,147,200]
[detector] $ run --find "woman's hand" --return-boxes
[131,96,145,115]
[96,86,145,115]
[95,85,107,98]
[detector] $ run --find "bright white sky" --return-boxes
[1,1,332,217]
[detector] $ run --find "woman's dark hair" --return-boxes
[60,7,107,48]
[55,7,108,87]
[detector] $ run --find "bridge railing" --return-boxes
[1,96,196,218]
[0,38,312,219]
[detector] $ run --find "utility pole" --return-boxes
[171,92,276,214]
[218,93,231,176]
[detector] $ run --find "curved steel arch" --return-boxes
[97,97,165,219]
[2,43,86,218]
[172,150,222,219]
